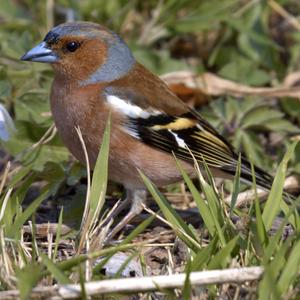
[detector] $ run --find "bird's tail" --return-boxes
[239,156,274,192]
[221,154,293,201]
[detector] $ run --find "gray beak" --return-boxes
[21,42,58,63]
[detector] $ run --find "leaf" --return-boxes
[218,57,270,85]
[3,122,69,171]
[15,95,50,125]
[139,171,200,251]
[199,173,226,247]
[230,154,241,213]
[40,252,71,284]
[16,263,43,300]
[7,189,49,238]
[175,157,215,236]
[262,141,298,231]
[263,118,300,133]
[277,239,300,294]
[241,106,283,129]
[281,97,300,121]
[89,114,110,225]
[207,235,239,269]
[191,237,218,271]
[241,131,266,168]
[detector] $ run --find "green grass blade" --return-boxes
[139,171,200,251]
[191,236,218,271]
[58,244,137,273]
[207,235,239,269]
[254,195,267,247]
[78,265,88,300]
[93,215,155,275]
[202,182,226,247]
[230,153,241,213]
[262,141,298,231]
[277,239,300,294]
[264,196,300,261]
[40,252,71,284]
[16,263,43,300]
[183,259,192,300]
[121,214,155,245]
[7,189,49,238]
[89,115,110,226]
[195,160,226,246]
[259,265,281,300]
[53,207,64,261]
[175,157,215,236]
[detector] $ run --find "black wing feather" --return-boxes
[126,109,274,191]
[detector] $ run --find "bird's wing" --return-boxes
[105,85,236,170]
[127,110,236,169]
[104,82,273,190]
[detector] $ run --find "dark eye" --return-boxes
[66,41,80,52]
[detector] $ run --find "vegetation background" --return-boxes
[0,0,299,299]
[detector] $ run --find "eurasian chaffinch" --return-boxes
[21,22,274,237]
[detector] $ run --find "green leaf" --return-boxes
[53,207,64,260]
[208,235,239,269]
[254,195,267,247]
[183,259,192,300]
[263,118,300,133]
[191,237,218,271]
[197,163,226,247]
[230,154,241,213]
[277,239,300,294]
[40,252,71,284]
[16,263,43,300]
[89,114,110,225]
[262,141,298,231]
[241,131,266,168]
[139,171,200,251]
[281,97,300,120]
[175,157,215,236]
[241,107,283,129]
[7,189,49,238]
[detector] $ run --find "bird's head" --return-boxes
[21,22,135,84]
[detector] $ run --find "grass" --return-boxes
[0,122,299,299]
[0,0,300,299]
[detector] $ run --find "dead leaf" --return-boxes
[161,71,300,106]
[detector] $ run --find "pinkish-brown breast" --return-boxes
[50,75,196,190]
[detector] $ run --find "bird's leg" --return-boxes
[107,196,131,221]
[106,189,147,241]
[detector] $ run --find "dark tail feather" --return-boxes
[239,156,274,192]
[222,155,294,201]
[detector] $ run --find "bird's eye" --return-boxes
[66,41,80,52]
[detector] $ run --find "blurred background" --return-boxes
[0,1,300,297]
[0,0,300,219]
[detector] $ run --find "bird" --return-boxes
[21,21,276,238]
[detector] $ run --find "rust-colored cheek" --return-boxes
[53,39,108,82]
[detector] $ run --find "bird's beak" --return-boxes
[21,41,58,63]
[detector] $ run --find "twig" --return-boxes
[22,223,72,237]
[60,267,263,298]
[0,267,264,299]
[161,71,300,99]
